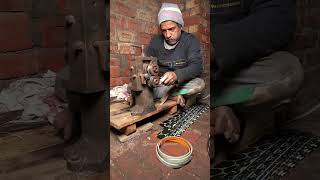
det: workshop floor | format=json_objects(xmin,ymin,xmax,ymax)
[
  {"xmin": 110, "ymin": 108, "xmax": 210, "ymax": 180},
  {"xmin": 281, "ymin": 108, "xmax": 320, "ymax": 180},
  {"xmin": 212, "ymin": 105, "xmax": 320, "ymax": 180}
]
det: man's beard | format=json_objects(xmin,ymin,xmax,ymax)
[{"xmin": 166, "ymin": 39, "xmax": 178, "ymax": 45}]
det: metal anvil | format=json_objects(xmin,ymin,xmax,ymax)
[{"xmin": 129, "ymin": 56, "xmax": 160, "ymax": 116}]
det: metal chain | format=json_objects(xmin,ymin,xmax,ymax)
[{"xmin": 158, "ymin": 104, "xmax": 209, "ymax": 139}]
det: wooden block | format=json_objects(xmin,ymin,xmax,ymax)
[
  {"xmin": 118, "ymin": 123, "xmax": 153, "ymax": 142},
  {"xmin": 167, "ymin": 105, "xmax": 177, "ymax": 115},
  {"xmin": 120, "ymin": 123, "xmax": 136, "ymax": 135},
  {"xmin": 110, "ymin": 100, "xmax": 177, "ymax": 130},
  {"xmin": 0, "ymin": 110, "xmax": 22, "ymax": 126},
  {"xmin": 0, "ymin": 125, "xmax": 64, "ymax": 172}
]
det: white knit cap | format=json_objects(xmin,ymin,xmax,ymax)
[{"xmin": 158, "ymin": 3, "xmax": 184, "ymax": 27}]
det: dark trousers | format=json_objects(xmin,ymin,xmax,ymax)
[{"xmin": 212, "ymin": 51, "xmax": 304, "ymax": 107}]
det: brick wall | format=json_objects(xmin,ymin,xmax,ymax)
[
  {"xmin": 288, "ymin": 0, "xmax": 320, "ymax": 117},
  {"xmin": 0, "ymin": 0, "xmax": 66, "ymax": 84},
  {"xmin": 110, "ymin": 0, "xmax": 210, "ymax": 88}
]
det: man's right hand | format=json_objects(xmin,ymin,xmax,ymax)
[{"xmin": 160, "ymin": 71, "xmax": 177, "ymax": 86}]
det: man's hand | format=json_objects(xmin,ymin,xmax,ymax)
[{"xmin": 161, "ymin": 71, "xmax": 177, "ymax": 85}]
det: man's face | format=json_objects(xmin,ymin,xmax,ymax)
[{"xmin": 160, "ymin": 21, "xmax": 182, "ymax": 45}]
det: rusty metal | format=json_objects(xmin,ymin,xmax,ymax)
[
  {"xmin": 130, "ymin": 56, "xmax": 160, "ymax": 116},
  {"xmin": 63, "ymin": 0, "xmax": 108, "ymax": 174},
  {"xmin": 65, "ymin": 0, "xmax": 107, "ymax": 93}
]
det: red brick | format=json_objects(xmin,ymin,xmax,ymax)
[
  {"xmin": 186, "ymin": 0, "xmax": 201, "ymax": 9},
  {"xmin": 0, "ymin": 0, "xmax": 24, "ymax": 11},
  {"xmin": 37, "ymin": 48, "xmax": 65, "ymax": 72},
  {"xmin": 135, "ymin": 47, "xmax": 142, "ymax": 55},
  {"xmin": 113, "ymin": 1, "xmax": 136, "ymax": 18},
  {"xmin": 136, "ymin": 9, "xmax": 153, "ymax": 22},
  {"xmin": 161, "ymin": 0, "xmax": 181, "ymax": 5},
  {"xmin": 0, "ymin": 12, "xmax": 32, "ymax": 52},
  {"xmin": 41, "ymin": 25, "xmax": 65, "ymax": 48},
  {"xmin": 110, "ymin": 66, "xmax": 120, "ymax": 78},
  {"xmin": 56, "ymin": 0, "xmax": 67, "ymax": 15},
  {"xmin": 117, "ymin": 30, "xmax": 136, "ymax": 43},
  {"xmin": 110, "ymin": 14, "xmax": 117, "ymax": 28},
  {"xmin": 0, "ymin": 50, "xmax": 38, "ymax": 79},
  {"xmin": 126, "ymin": 0, "xmax": 144, "ymax": 7},
  {"xmin": 146, "ymin": 2, "xmax": 161, "ymax": 13},
  {"xmin": 110, "ymin": 28, "xmax": 117, "ymax": 42},
  {"xmin": 144, "ymin": 23, "xmax": 160, "ymax": 34},
  {"xmin": 201, "ymin": 34, "xmax": 210, "ymax": 44},
  {"xmin": 121, "ymin": 77, "xmax": 130, "ymax": 84},
  {"xmin": 184, "ymin": 16, "xmax": 202, "ymax": 26},
  {"xmin": 126, "ymin": 18, "xmax": 139, "ymax": 32},
  {"xmin": 187, "ymin": 25, "xmax": 199, "ymax": 33},
  {"xmin": 190, "ymin": 5, "xmax": 201, "ymax": 16},
  {"xmin": 110, "ymin": 57, "xmax": 120, "ymax": 66},
  {"xmin": 198, "ymin": 25, "xmax": 209, "ymax": 35},
  {"xmin": 110, "ymin": 41, "xmax": 118, "ymax": 54},
  {"xmin": 138, "ymin": 33, "xmax": 152, "ymax": 45},
  {"xmin": 110, "ymin": 77, "xmax": 122, "ymax": 87},
  {"xmin": 30, "ymin": 0, "xmax": 59, "ymax": 18},
  {"xmin": 121, "ymin": 67, "xmax": 130, "ymax": 77},
  {"xmin": 110, "ymin": 14, "xmax": 126, "ymax": 30},
  {"xmin": 118, "ymin": 43, "xmax": 140, "ymax": 55},
  {"xmin": 183, "ymin": 10, "xmax": 191, "ymax": 18}
]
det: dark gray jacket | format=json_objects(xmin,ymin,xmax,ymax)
[
  {"xmin": 146, "ymin": 31, "xmax": 203, "ymax": 85},
  {"xmin": 211, "ymin": 0, "xmax": 296, "ymax": 76}
]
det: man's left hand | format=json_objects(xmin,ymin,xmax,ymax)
[{"xmin": 161, "ymin": 71, "xmax": 177, "ymax": 85}]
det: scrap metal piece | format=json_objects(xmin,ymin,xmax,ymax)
[
  {"xmin": 130, "ymin": 56, "xmax": 160, "ymax": 116},
  {"xmin": 63, "ymin": 0, "xmax": 109, "ymax": 174}
]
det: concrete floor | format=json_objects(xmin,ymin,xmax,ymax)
[
  {"xmin": 282, "ymin": 108, "xmax": 320, "ymax": 180},
  {"xmin": 211, "ymin": 105, "xmax": 320, "ymax": 179},
  {"xmin": 3, "ymin": 102, "xmax": 320, "ymax": 179},
  {"xmin": 110, "ymin": 108, "xmax": 210, "ymax": 180}
]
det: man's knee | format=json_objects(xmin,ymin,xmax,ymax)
[
  {"xmin": 180, "ymin": 78, "xmax": 205, "ymax": 96},
  {"xmin": 246, "ymin": 52, "xmax": 304, "ymax": 106}
]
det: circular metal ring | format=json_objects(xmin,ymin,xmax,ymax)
[{"xmin": 156, "ymin": 136, "xmax": 193, "ymax": 168}]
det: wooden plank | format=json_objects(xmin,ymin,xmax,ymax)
[
  {"xmin": 120, "ymin": 123, "xmax": 136, "ymax": 135},
  {"xmin": 118, "ymin": 122, "xmax": 153, "ymax": 142},
  {"xmin": 0, "ymin": 125, "xmax": 64, "ymax": 172},
  {"xmin": 167, "ymin": 105, "xmax": 177, "ymax": 115},
  {"xmin": 0, "ymin": 121, "xmax": 49, "ymax": 133},
  {"xmin": 0, "ymin": 110, "xmax": 22, "ymax": 126},
  {"xmin": 110, "ymin": 100, "xmax": 177, "ymax": 130},
  {"xmin": 0, "ymin": 156, "xmax": 108, "ymax": 180}
]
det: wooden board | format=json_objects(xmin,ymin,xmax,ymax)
[
  {"xmin": 0, "ymin": 125, "xmax": 64, "ymax": 173},
  {"xmin": 118, "ymin": 122, "xmax": 153, "ymax": 142},
  {"xmin": 0, "ymin": 157, "xmax": 109, "ymax": 180},
  {"xmin": 110, "ymin": 100, "xmax": 177, "ymax": 130}
]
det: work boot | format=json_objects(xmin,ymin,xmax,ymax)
[
  {"xmin": 210, "ymin": 106, "xmax": 240, "ymax": 143},
  {"xmin": 64, "ymin": 91, "xmax": 108, "ymax": 175}
]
